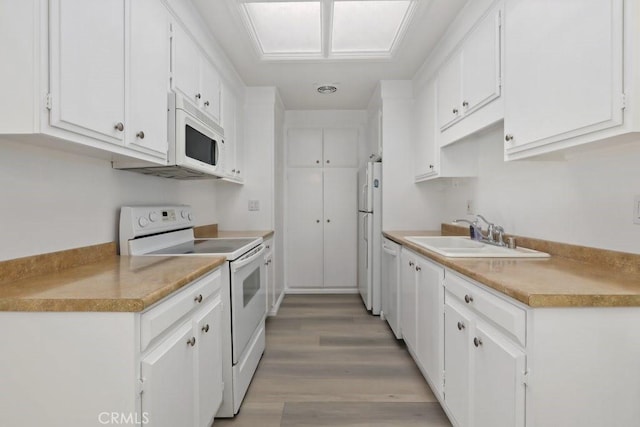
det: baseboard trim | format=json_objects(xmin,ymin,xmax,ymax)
[
  {"xmin": 285, "ymin": 288, "xmax": 359, "ymax": 295},
  {"xmin": 268, "ymin": 291, "xmax": 286, "ymax": 316}
]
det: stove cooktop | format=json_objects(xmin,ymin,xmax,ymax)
[{"xmin": 149, "ymin": 238, "xmax": 259, "ymax": 256}]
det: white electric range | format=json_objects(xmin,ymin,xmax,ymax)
[{"xmin": 119, "ymin": 205, "xmax": 266, "ymax": 418}]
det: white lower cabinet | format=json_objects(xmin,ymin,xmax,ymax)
[
  {"xmin": 141, "ymin": 322, "xmax": 196, "ymax": 427},
  {"xmin": 264, "ymin": 236, "xmax": 281, "ymax": 315},
  {"xmin": 0, "ymin": 267, "xmax": 225, "ymax": 427},
  {"xmin": 400, "ymin": 250, "xmax": 418, "ymax": 352},
  {"xmin": 444, "ymin": 272, "xmax": 526, "ymax": 427}
]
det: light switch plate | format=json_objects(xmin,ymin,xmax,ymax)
[
  {"xmin": 634, "ymin": 195, "xmax": 640, "ymax": 225},
  {"xmin": 248, "ymin": 200, "xmax": 260, "ymax": 211}
]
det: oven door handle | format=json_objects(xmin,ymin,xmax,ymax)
[{"xmin": 231, "ymin": 244, "xmax": 265, "ymax": 272}]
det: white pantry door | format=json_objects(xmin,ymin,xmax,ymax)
[
  {"xmin": 323, "ymin": 168, "xmax": 357, "ymax": 288},
  {"xmin": 286, "ymin": 168, "xmax": 324, "ymax": 288}
]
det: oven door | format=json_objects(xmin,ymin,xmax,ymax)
[{"xmin": 230, "ymin": 244, "xmax": 266, "ymax": 364}]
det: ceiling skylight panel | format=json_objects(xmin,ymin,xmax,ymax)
[
  {"xmin": 331, "ymin": 0, "xmax": 413, "ymax": 53},
  {"xmin": 243, "ymin": 1, "xmax": 322, "ymax": 54}
]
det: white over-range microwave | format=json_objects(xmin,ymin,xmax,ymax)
[{"xmin": 114, "ymin": 93, "xmax": 225, "ymax": 179}]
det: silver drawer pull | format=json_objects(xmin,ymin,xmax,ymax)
[
  {"xmin": 457, "ymin": 322, "xmax": 465, "ymax": 331},
  {"xmin": 187, "ymin": 337, "xmax": 196, "ymax": 347},
  {"xmin": 464, "ymin": 294, "xmax": 473, "ymax": 304},
  {"xmin": 473, "ymin": 337, "xmax": 483, "ymax": 347},
  {"xmin": 194, "ymin": 294, "xmax": 203, "ymax": 303},
  {"xmin": 202, "ymin": 324, "xmax": 210, "ymax": 333}
]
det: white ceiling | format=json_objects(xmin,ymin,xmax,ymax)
[{"xmin": 192, "ymin": 0, "xmax": 468, "ymax": 110}]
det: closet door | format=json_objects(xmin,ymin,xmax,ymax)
[
  {"xmin": 323, "ymin": 169, "xmax": 357, "ymax": 288},
  {"xmin": 286, "ymin": 168, "xmax": 324, "ymax": 288}
]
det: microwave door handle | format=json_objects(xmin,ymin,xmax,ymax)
[
  {"xmin": 231, "ymin": 245, "xmax": 265, "ymax": 272},
  {"xmin": 213, "ymin": 139, "xmax": 219, "ymax": 165}
]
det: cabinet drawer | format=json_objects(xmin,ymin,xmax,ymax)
[
  {"xmin": 141, "ymin": 268, "xmax": 222, "ymax": 352},
  {"xmin": 444, "ymin": 271, "xmax": 525, "ymax": 346}
]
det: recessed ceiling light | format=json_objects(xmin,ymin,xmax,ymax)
[{"xmin": 317, "ymin": 85, "xmax": 338, "ymax": 94}]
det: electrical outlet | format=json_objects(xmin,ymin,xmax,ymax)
[
  {"xmin": 466, "ymin": 199, "xmax": 474, "ymax": 215},
  {"xmin": 634, "ymin": 195, "xmax": 640, "ymax": 225},
  {"xmin": 248, "ymin": 200, "xmax": 260, "ymax": 211}
]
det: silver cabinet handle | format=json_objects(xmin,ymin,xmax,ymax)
[
  {"xmin": 232, "ymin": 169, "xmax": 236, "ymax": 173},
  {"xmin": 462, "ymin": 101, "xmax": 469, "ymax": 107},
  {"xmin": 202, "ymin": 324, "xmax": 210, "ymax": 333},
  {"xmin": 204, "ymin": 100, "xmax": 210, "ymax": 107},
  {"xmin": 114, "ymin": 122, "xmax": 124, "ymax": 132},
  {"xmin": 326, "ymin": 160, "xmax": 330, "ymax": 164},
  {"xmin": 326, "ymin": 219, "xmax": 330, "ymax": 223},
  {"xmin": 187, "ymin": 337, "xmax": 196, "ymax": 347},
  {"xmin": 316, "ymin": 160, "xmax": 320, "ymax": 164},
  {"xmin": 457, "ymin": 322, "xmax": 465, "ymax": 330},
  {"xmin": 194, "ymin": 294, "xmax": 203, "ymax": 303},
  {"xmin": 505, "ymin": 134, "xmax": 514, "ymax": 142},
  {"xmin": 136, "ymin": 131, "xmax": 145, "ymax": 139},
  {"xmin": 429, "ymin": 164, "xmax": 434, "ymax": 169},
  {"xmin": 195, "ymin": 93, "xmax": 201, "ymax": 100},
  {"xmin": 409, "ymin": 261, "xmax": 414, "ymax": 267},
  {"xmin": 415, "ymin": 266, "xmax": 421, "ymax": 272},
  {"xmin": 452, "ymin": 108, "xmax": 459, "ymax": 114},
  {"xmin": 316, "ymin": 219, "xmax": 320, "ymax": 223},
  {"xmin": 464, "ymin": 294, "xmax": 473, "ymax": 304},
  {"xmin": 473, "ymin": 337, "xmax": 483, "ymax": 347},
  {"xmin": 237, "ymin": 170, "xmax": 240, "ymax": 174},
  {"xmin": 266, "ymin": 245, "xmax": 270, "ymax": 249}
]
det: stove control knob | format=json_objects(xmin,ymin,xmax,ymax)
[
  {"xmin": 138, "ymin": 217, "xmax": 149, "ymax": 228},
  {"xmin": 181, "ymin": 210, "xmax": 189, "ymax": 219},
  {"xmin": 188, "ymin": 213, "xmax": 193, "ymax": 221},
  {"xmin": 148, "ymin": 212, "xmax": 159, "ymax": 222}
]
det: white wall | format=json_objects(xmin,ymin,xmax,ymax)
[
  {"xmin": 379, "ymin": 81, "xmax": 444, "ymax": 230},
  {"xmin": 0, "ymin": 137, "xmax": 217, "ymax": 261},
  {"xmin": 215, "ymin": 87, "xmax": 280, "ymax": 230},
  {"xmin": 436, "ymin": 127, "xmax": 640, "ymax": 254}
]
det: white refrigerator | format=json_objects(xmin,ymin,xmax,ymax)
[{"xmin": 358, "ymin": 161, "xmax": 382, "ymax": 314}]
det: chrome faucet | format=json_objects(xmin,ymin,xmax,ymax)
[
  {"xmin": 453, "ymin": 218, "xmax": 482, "ymax": 241},
  {"xmin": 474, "ymin": 214, "xmax": 506, "ymax": 247}
]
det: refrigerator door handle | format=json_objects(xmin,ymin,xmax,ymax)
[
  {"xmin": 361, "ymin": 184, "xmax": 368, "ymax": 210},
  {"xmin": 363, "ymin": 215, "xmax": 368, "ymax": 243}
]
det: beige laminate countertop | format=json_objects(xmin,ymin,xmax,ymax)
[
  {"xmin": 0, "ymin": 255, "xmax": 226, "ymax": 312},
  {"xmin": 384, "ymin": 230, "xmax": 640, "ymax": 308}
]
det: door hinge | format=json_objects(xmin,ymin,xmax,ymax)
[
  {"xmin": 522, "ymin": 370, "xmax": 529, "ymax": 387},
  {"xmin": 137, "ymin": 378, "xmax": 144, "ymax": 396},
  {"xmin": 45, "ymin": 93, "xmax": 52, "ymax": 110},
  {"xmin": 621, "ymin": 93, "xmax": 626, "ymax": 110}
]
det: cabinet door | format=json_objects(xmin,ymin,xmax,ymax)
[
  {"xmin": 323, "ymin": 169, "xmax": 357, "ymax": 288},
  {"xmin": 200, "ymin": 59, "xmax": 221, "ymax": 122},
  {"xmin": 288, "ymin": 129, "xmax": 323, "ymax": 167},
  {"xmin": 416, "ymin": 257, "xmax": 444, "ymax": 397},
  {"xmin": 504, "ymin": 0, "xmax": 623, "ymax": 149},
  {"xmin": 414, "ymin": 79, "xmax": 438, "ymax": 179},
  {"xmin": 49, "ymin": 0, "xmax": 125, "ymax": 144},
  {"xmin": 195, "ymin": 297, "xmax": 223, "ymax": 427},
  {"xmin": 400, "ymin": 251, "xmax": 417, "ymax": 352},
  {"xmin": 286, "ymin": 169, "xmax": 324, "ymax": 288},
  {"xmin": 172, "ymin": 24, "xmax": 201, "ymax": 105},
  {"xmin": 472, "ymin": 322, "xmax": 526, "ymax": 427},
  {"xmin": 221, "ymin": 84, "xmax": 237, "ymax": 175},
  {"xmin": 141, "ymin": 322, "xmax": 196, "ymax": 427},
  {"xmin": 267, "ymin": 252, "xmax": 275, "ymax": 311},
  {"xmin": 444, "ymin": 299, "xmax": 472, "ymax": 427},
  {"xmin": 437, "ymin": 53, "xmax": 462, "ymax": 130},
  {"xmin": 461, "ymin": 8, "xmax": 501, "ymax": 116},
  {"xmin": 127, "ymin": 0, "xmax": 169, "ymax": 157},
  {"xmin": 323, "ymin": 128, "xmax": 358, "ymax": 167}
]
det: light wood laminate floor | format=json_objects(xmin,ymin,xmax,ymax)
[{"xmin": 215, "ymin": 294, "xmax": 451, "ymax": 427}]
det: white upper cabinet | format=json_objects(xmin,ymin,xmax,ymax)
[
  {"xmin": 288, "ymin": 128, "xmax": 323, "ymax": 167},
  {"xmin": 49, "ymin": 0, "xmax": 126, "ymax": 145},
  {"xmin": 437, "ymin": 3, "xmax": 502, "ymax": 144},
  {"xmin": 504, "ymin": 0, "xmax": 625, "ymax": 159},
  {"xmin": 172, "ymin": 24, "xmax": 221, "ymax": 123},
  {"xmin": 172, "ymin": 24, "xmax": 201, "ymax": 108},
  {"xmin": 323, "ymin": 128, "xmax": 358, "ymax": 167},
  {"xmin": 437, "ymin": 54, "xmax": 462, "ymax": 130},
  {"xmin": 127, "ymin": 0, "xmax": 170, "ymax": 157},
  {"xmin": 287, "ymin": 128, "xmax": 358, "ymax": 167},
  {"xmin": 221, "ymin": 83, "xmax": 241, "ymax": 180}
]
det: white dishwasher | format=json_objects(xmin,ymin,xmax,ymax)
[{"xmin": 381, "ymin": 238, "xmax": 402, "ymax": 339}]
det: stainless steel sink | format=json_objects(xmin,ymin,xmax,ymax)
[{"xmin": 405, "ymin": 236, "xmax": 550, "ymax": 258}]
